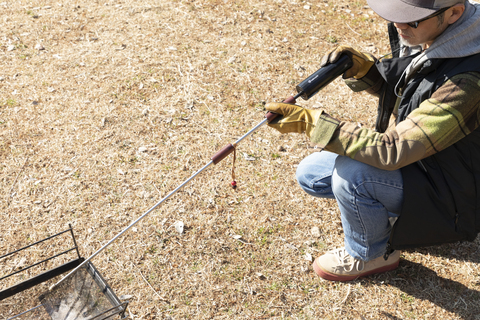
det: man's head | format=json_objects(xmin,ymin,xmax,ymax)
[{"xmin": 367, "ymin": 0, "xmax": 466, "ymax": 47}]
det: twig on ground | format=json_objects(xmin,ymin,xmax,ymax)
[
  {"xmin": 137, "ymin": 268, "xmax": 169, "ymax": 302},
  {"xmin": 7, "ymin": 156, "xmax": 29, "ymax": 205},
  {"xmin": 345, "ymin": 22, "xmax": 361, "ymax": 36},
  {"xmin": 340, "ymin": 283, "xmax": 352, "ymax": 304}
]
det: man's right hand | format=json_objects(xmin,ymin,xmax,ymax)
[{"xmin": 320, "ymin": 45, "xmax": 375, "ymax": 79}]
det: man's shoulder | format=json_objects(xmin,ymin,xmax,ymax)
[
  {"xmin": 448, "ymin": 72, "xmax": 480, "ymax": 89},
  {"xmin": 438, "ymin": 53, "xmax": 480, "ymax": 81}
]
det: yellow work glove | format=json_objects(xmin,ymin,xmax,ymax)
[
  {"xmin": 265, "ymin": 102, "xmax": 322, "ymax": 138},
  {"xmin": 320, "ymin": 45, "xmax": 375, "ymax": 79}
]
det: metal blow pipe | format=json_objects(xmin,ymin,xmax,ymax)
[
  {"xmin": 49, "ymin": 95, "xmax": 295, "ymax": 291},
  {"xmin": 49, "ymin": 54, "xmax": 353, "ymax": 291}
]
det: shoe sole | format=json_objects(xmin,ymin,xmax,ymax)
[{"xmin": 312, "ymin": 258, "xmax": 400, "ymax": 282}]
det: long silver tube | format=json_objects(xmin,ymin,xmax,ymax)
[
  {"xmin": 234, "ymin": 118, "xmax": 268, "ymax": 145},
  {"xmin": 49, "ymin": 116, "xmax": 271, "ymax": 291}
]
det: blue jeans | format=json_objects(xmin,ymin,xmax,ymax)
[{"xmin": 296, "ymin": 151, "xmax": 404, "ymax": 261}]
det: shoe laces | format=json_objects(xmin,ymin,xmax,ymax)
[{"xmin": 332, "ymin": 248, "xmax": 365, "ymax": 273}]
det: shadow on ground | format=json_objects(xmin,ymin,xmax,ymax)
[
  {"xmin": 380, "ymin": 239, "xmax": 480, "ymax": 320},
  {"xmin": 413, "ymin": 238, "xmax": 480, "ymax": 263}
]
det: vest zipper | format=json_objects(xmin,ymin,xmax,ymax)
[
  {"xmin": 384, "ymin": 243, "xmax": 394, "ymax": 260},
  {"xmin": 417, "ymin": 160, "xmax": 427, "ymax": 172}
]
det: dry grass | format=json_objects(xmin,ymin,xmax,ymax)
[{"xmin": 1, "ymin": 0, "xmax": 480, "ymax": 319}]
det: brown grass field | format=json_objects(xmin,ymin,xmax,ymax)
[{"xmin": 1, "ymin": 0, "xmax": 480, "ymax": 319}]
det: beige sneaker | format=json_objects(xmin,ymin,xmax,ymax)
[{"xmin": 313, "ymin": 247, "xmax": 400, "ymax": 282}]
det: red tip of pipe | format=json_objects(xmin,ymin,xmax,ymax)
[{"xmin": 265, "ymin": 111, "xmax": 280, "ymax": 123}]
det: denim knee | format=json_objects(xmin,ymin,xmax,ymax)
[{"xmin": 295, "ymin": 152, "xmax": 337, "ymax": 199}]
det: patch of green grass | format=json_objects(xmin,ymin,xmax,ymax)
[
  {"xmin": 5, "ymin": 99, "xmax": 15, "ymax": 107},
  {"xmin": 326, "ymin": 35, "xmax": 338, "ymax": 43},
  {"xmin": 400, "ymin": 293, "xmax": 415, "ymax": 304},
  {"xmin": 268, "ymin": 282, "xmax": 281, "ymax": 291},
  {"xmin": 147, "ymin": 245, "xmax": 157, "ymax": 254}
]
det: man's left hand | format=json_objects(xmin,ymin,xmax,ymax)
[{"xmin": 265, "ymin": 102, "xmax": 323, "ymax": 138}]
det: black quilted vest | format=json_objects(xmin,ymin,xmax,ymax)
[{"xmin": 377, "ymin": 24, "xmax": 480, "ymax": 250}]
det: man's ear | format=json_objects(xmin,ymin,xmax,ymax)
[{"xmin": 447, "ymin": 4, "xmax": 465, "ymax": 25}]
